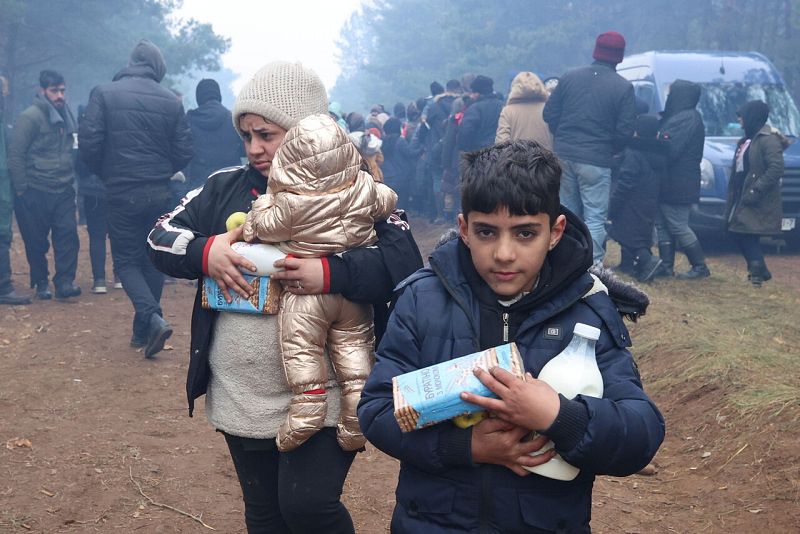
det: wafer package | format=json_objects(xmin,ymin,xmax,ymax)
[
  {"xmin": 392, "ymin": 343, "xmax": 525, "ymax": 432},
  {"xmin": 201, "ymin": 274, "xmax": 281, "ymax": 315}
]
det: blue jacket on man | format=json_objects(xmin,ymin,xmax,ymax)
[{"xmin": 359, "ymin": 212, "xmax": 664, "ymax": 533}]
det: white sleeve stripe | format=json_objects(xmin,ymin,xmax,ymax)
[{"xmin": 148, "ymin": 186, "xmax": 205, "ymax": 255}]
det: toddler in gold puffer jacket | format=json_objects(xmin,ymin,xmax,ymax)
[{"xmin": 243, "ymin": 113, "xmax": 396, "ymax": 451}]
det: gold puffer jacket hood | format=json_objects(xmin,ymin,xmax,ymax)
[{"xmin": 243, "ymin": 113, "xmax": 397, "ymax": 256}]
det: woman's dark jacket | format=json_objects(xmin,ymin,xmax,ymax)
[
  {"xmin": 147, "ymin": 165, "xmax": 422, "ymax": 415},
  {"xmin": 608, "ymin": 138, "xmax": 667, "ymax": 249},
  {"xmin": 658, "ymin": 80, "xmax": 705, "ymax": 204},
  {"xmin": 725, "ymin": 125, "xmax": 787, "ymax": 235},
  {"xmin": 358, "ymin": 213, "xmax": 664, "ymax": 533}
]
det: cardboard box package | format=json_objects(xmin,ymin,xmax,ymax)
[
  {"xmin": 201, "ymin": 274, "xmax": 281, "ymax": 315},
  {"xmin": 392, "ymin": 343, "xmax": 525, "ymax": 432}
]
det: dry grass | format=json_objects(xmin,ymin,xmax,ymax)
[{"xmin": 607, "ymin": 242, "xmax": 800, "ymax": 420}]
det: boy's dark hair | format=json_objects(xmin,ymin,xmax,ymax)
[
  {"xmin": 39, "ymin": 70, "xmax": 64, "ymax": 89},
  {"xmin": 460, "ymin": 140, "xmax": 561, "ymax": 224},
  {"xmin": 445, "ymin": 79, "xmax": 461, "ymax": 93},
  {"xmin": 430, "ymin": 81, "xmax": 444, "ymax": 97}
]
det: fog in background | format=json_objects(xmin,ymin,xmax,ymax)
[{"xmin": 2, "ymin": 0, "xmax": 800, "ymax": 119}]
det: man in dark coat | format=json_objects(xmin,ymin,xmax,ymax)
[
  {"xmin": 9, "ymin": 70, "xmax": 81, "ymax": 300},
  {"xmin": 544, "ymin": 32, "xmax": 636, "ymax": 265},
  {"xmin": 457, "ymin": 75, "xmax": 503, "ymax": 153},
  {"xmin": 80, "ymin": 39, "xmax": 193, "ymax": 358},
  {"xmin": 655, "ymin": 79, "xmax": 709, "ymax": 279},
  {"xmin": 184, "ymin": 79, "xmax": 244, "ymax": 194}
]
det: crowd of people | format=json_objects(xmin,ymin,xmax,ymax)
[{"xmin": 0, "ymin": 28, "xmax": 787, "ymax": 533}]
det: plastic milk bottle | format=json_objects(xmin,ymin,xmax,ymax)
[
  {"xmin": 524, "ymin": 323, "xmax": 604, "ymax": 480},
  {"xmin": 230, "ymin": 242, "xmax": 286, "ymax": 276}
]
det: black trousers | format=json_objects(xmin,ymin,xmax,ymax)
[
  {"xmin": 83, "ymin": 194, "xmax": 109, "ymax": 282},
  {"xmin": 106, "ymin": 188, "xmax": 172, "ymax": 337},
  {"xmin": 14, "ymin": 187, "xmax": 79, "ymax": 288},
  {"xmin": 223, "ymin": 428, "xmax": 357, "ymax": 534},
  {"xmin": 729, "ymin": 232, "xmax": 765, "ymax": 265}
]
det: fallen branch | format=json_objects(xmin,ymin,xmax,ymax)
[
  {"xmin": 128, "ymin": 466, "xmax": 215, "ymax": 530},
  {"xmin": 715, "ymin": 443, "xmax": 749, "ymax": 474}
]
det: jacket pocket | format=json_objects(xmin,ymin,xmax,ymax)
[{"xmin": 517, "ymin": 485, "xmax": 591, "ymax": 533}]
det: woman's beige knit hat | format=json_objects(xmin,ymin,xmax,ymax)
[{"xmin": 232, "ymin": 61, "xmax": 328, "ymax": 135}]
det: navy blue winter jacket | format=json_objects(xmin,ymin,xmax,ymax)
[{"xmin": 358, "ymin": 217, "xmax": 664, "ymax": 533}]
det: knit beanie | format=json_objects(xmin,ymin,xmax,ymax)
[
  {"xmin": 196, "ymin": 79, "xmax": 221, "ymax": 105},
  {"xmin": 232, "ymin": 61, "xmax": 328, "ymax": 135},
  {"xmin": 593, "ymin": 32, "xmax": 626, "ymax": 64}
]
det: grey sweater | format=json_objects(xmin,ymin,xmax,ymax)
[{"xmin": 205, "ymin": 312, "xmax": 341, "ymax": 439}]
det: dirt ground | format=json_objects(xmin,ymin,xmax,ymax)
[{"xmin": 1, "ymin": 219, "xmax": 798, "ymax": 533}]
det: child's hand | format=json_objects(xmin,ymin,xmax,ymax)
[
  {"xmin": 470, "ymin": 417, "xmax": 555, "ymax": 476},
  {"xmin": 461, "ymin": 367, "xmax": 560, "ymax": 432},
  {"xmin": 207, "ymin": 226, "xmax": 257, "ymax": 302}
]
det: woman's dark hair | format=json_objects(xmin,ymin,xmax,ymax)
[
  {"xmin": 39, "ymin": 69, "xmax": 64, "ymax": 89},
  {"xmin": 460, "ymin": 140, "xmax": 561, "ymax": 224}
]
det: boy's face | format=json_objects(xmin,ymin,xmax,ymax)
[{"xmin": 458, "ymin": 208, "xmax": 566, "ymax": 298}]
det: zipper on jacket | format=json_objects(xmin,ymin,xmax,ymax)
[{"xmin": 502, "ymin": 312, "xmax": 509, "ymax": 342}]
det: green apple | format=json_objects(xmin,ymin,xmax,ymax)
[
  {"xmin": 453, "ymin": 411, "xmax": 487, "ymax": 429},
  {"xmin": 226, "ymin": 211, "xmax": 247, "ymax": 231}
]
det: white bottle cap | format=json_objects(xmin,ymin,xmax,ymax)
[{"xmin": 573, "ymin": 323, "xmax": 601, "ymax": 341}]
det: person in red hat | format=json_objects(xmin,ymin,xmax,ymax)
[{"xmin": 543, "ymin": 31, "xmax": 636, "ymax": 266}]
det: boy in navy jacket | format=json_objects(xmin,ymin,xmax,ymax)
[{"xmin": 358, "ymin": 140, "xmax": 664, "ymax": 533}]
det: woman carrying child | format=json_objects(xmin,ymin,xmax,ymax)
[{"xmin": 147, "ymin": 61, "xmax": 421, "ymax": 533}]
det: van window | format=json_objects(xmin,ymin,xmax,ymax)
[
  {"xmin": 632, "ymin": 82, "xmax": 657, "ymax": 114},
  {"xmin": 693, "ymin": 83, "xmax": 800, "ymax": 137}
]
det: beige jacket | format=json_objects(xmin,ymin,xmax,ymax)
[
  {"xmin": 243, "ymin": 113, "xmax": 397, "ymax": 256},
  {"xmin": 495, "ymin": 71, "xmax": 553, "ymax": 150}
]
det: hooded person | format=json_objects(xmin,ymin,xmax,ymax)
[
  {"xmin": 184, "ymin": 78, "xmax": 244, "ymax": 193},
  {"xmin": 146, "ymin": 60, "xmax": 421, "ymax": 533},
  {"xmin": 724, "ymin": 100, "xmax": 788, "ymax": 286},
  {"xmin": 79, "ymin": 39, "xmax": 193, "ymax": 358},
  {"xmin": 653, "ymin": 79, "xmax": 710, "ymax": 280},
  {"xmin": 328, "ymin": 101, "xmax": 348, "ymax": 131},
  {"xmin": 607, "ymin": 114, "xmax": 669, "ymax": 282},
  {"xmin": 495, "ymin": 71, "xmax": 553, "ymax": 149}
]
